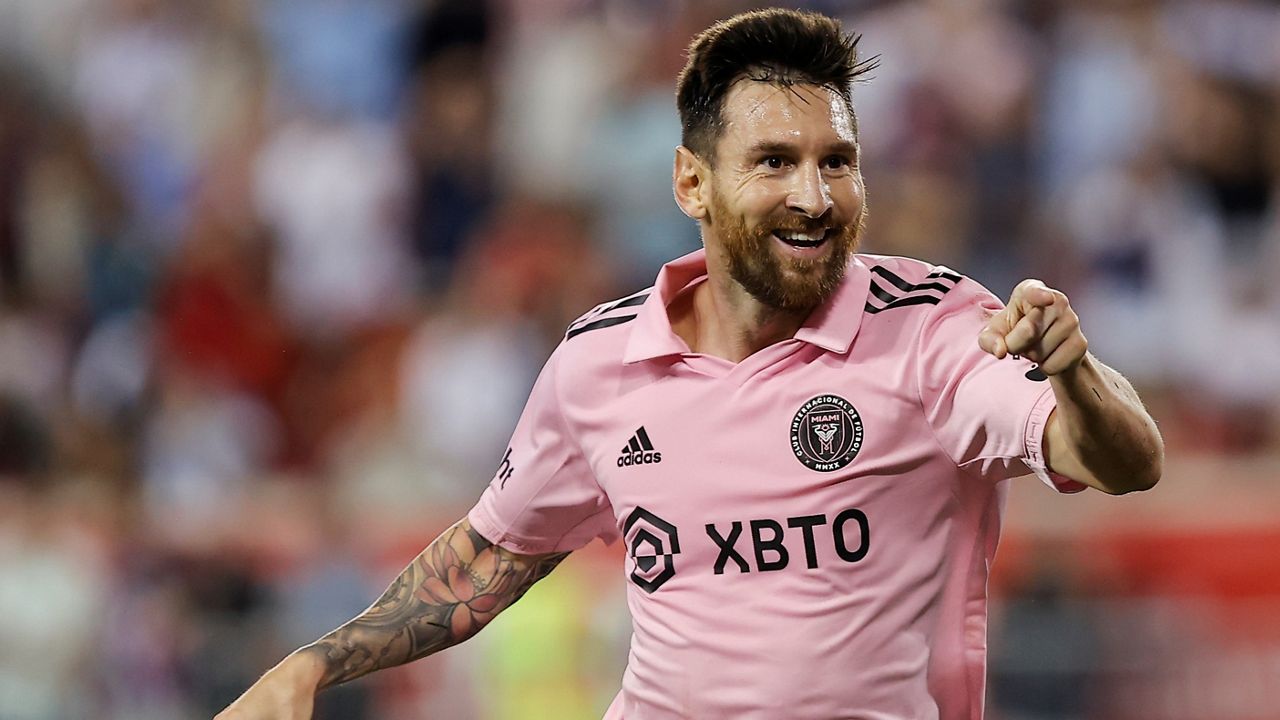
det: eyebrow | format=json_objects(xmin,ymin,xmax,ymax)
[{"xmin": 745, "ymin": 140, "xmax": 859, "ymax": 157}]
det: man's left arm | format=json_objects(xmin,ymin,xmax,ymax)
[{"xmin": 978, "ymin": 280, "xmax": 1164, "ymax": 494}]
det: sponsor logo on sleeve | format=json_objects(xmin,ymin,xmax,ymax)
[{"xmin": 494, "ymin": 447, "xmax": 515, "ymax": 489}]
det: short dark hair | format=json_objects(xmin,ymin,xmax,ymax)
[{"xmin": 676, "ymin": 8, "xmax": 877, "ymax": 163}]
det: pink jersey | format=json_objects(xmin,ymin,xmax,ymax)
[{"xmin": 468, "ymin": 249, "xmax": 1084, "ymax": 720}]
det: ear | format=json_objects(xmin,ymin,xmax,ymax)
[{"xmin": 673, "ymin": 146, "xmax": 710, "ymax": 221}]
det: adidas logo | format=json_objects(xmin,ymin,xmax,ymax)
[{"xmin": 617, "ymin": 427, "xmax": 662, "ymax": 467}]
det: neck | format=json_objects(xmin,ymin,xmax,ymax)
[{"xmin": 670, "ymin": 246, "xmax": 811, "ymax": 363}]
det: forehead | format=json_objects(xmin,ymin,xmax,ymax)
[{"xmin": 717, "ymin": 81, "xmax": 856, "ymax": 154}]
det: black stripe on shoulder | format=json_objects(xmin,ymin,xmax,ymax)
[
  {"xmin": 865, "ymin": 264, "xmax": 961, "ymax": 314},
  {"xmin": 566, "ymin": 314, "xmax": 638, "ymax": 340},
  {"xmin": 868, "ymin": 279, "xmax": 899, "ymax": 305},
  {"xmin": 569, "ymin": 291, "xmax": 650, "ymax": 329},
  {"xmin": 868, "ymin": 265, "xmax": 913, "ymax": 291},
  {"xmin": 870, "ymin": 265, "xmax": 957, "ymax": 295},
  {"xmin": 609, "ymin": 293, "xmax": 649, "ymax": 311},
  {"xmin": 864, "ymin": 295, "xmax": 944, "ymax": 314}
]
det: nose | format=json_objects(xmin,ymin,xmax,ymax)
[{"xmin": 786, "ymin": 162, "xmax": 833, "ymax": 219}]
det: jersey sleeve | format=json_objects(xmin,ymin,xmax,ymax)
[
  {"xmin": 467, "ymin": 343, "xmax": 619, "ymax": 555},
  {"xmin": 916, "ymin": 276, "xmax": 1087, "ymax": 493}
]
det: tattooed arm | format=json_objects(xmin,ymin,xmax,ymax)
[{"xmin": 215, "ymin": 518, "xmax": 567, "ymax": 720}]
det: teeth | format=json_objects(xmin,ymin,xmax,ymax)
[{"xmin": 776, "ymin": 230, "xmax": 826, "ymax": 246}]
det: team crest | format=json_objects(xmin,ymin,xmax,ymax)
[{"xmin": 790, "ymin": 395, "xmax": 864, "ymax": 472}]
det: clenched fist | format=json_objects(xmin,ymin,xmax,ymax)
[{"xmin": 978, "ymin": 279, "xmax": 1088, "ymax": 376}]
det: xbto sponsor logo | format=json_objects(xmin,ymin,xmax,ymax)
[
  {"xmin": 705, "ymin": 509, "xmax": 870, "ymax": 574},
  {"xmin": 621, "ymin": 507, "xmax": 872, "ymax": 591}
]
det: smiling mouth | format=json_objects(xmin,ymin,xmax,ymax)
[{"xmin": 773, "ymin": 228, "xmax": 830, "ymax": 248}]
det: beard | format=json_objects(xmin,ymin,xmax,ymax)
[{"xmin": 711, "ymin": 198, "xmax": 862, "ymax": 313}]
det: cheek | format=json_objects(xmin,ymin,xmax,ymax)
[
  {"xmin": 832, "ymin": 177, "xmax": 866, "ymax": 218},
  {"xmin": 735, "ymin": 182, "xmax": 788, "ymax": 221}
]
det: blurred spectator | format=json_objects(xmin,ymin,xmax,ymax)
[
  {"xmin": 0, "ymin": 401, "xmax": 103, "ymax": 720},
  {"xmin": 257, "ymin": 0, "xmax": 412, "ymax": 122},
  {"xmin": 495, "ymin": 9, "xmax": 619, "ymax": 203},
  {"xmin": 578, "ymin": 4, "xmax": 702, "ymax": 286},
  {"xmin": 71, "ymin": 0, "xmax": 204, "ymax": 239},
  {"xmin": 139, "ymin": 368, "xmax": 281, "ymax": 548},
  {"xmin": 399, "ymin": 198, "xmax": 616, "ymax": 507},
  {"xmin": 1037, "ymin": 1, "xmax": 1162, "ymax": 196},
  {"xmin": 253, "ymin": 117, "xmax": 414, "ymax": 339},
  {"xmin": 403, "ymin": 0, "xmax": 497, "ymax": 291}
]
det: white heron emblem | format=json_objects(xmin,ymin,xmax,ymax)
[{"xmin": 814, "ymin": 423, "xmax": 838, "ymax": 454}]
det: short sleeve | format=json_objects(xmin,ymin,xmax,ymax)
[
  {"xmin": 467, "ymin": 344, "xmax": 619, "ymax": 554},
  {"xmin": 916, "ymin": 277, "xmax": 1087, "ymax": 493}
]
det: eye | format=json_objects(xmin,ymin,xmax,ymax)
[
  {"xmin": 823, "ymin": 155, "xmax": 851, "ymax": 170},
  {"xmin": 762, "ymin": 156, "xmax": 785, "ymax": 169}
]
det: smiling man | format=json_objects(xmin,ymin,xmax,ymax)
[{"xmin": 219, "ymin": 9, "xmax": 1162, "ymax": 720}]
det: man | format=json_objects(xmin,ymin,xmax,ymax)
[{"xmin": 218, "ymin": 9, "xmax": 1162, "ymax": 720}]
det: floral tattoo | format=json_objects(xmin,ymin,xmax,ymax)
[{"xmin": 305, "ymin": 519, "xmax": 567, "ymax": 689}]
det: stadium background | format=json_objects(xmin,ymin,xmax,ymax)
[{"xmin": 1, "ymin": 0, "xmax": 1278, "ymax": 718}]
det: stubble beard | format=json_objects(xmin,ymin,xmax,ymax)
[{"xmin": 712, "ymin": 198, "xmax": 862, "ymax": 314}]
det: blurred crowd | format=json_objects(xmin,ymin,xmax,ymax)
[{"xmin": 0, "ymin": 0, "xmax": 1277, "ymax": 718}]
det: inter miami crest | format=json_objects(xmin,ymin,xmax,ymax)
[{"xmin": 790, "ymin": 394, "xmax": 864, "ymax": 472}]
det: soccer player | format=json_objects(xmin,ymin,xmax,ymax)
[{"xmin": 217, "ymin": 9, "xmax": 1162, "ymax": 720}]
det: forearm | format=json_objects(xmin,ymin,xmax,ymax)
[
  {"xmin": 297, "ymin": 518, "xmax": 567, "ymax": 691},
  {"xmin": 1048, "ymin": 353, "xmax": 1164, "ymax": 494}
]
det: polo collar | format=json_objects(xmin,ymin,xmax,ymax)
[{"xmin": 623, "ymin": 249, "xmax": 871, "ymax": 364}]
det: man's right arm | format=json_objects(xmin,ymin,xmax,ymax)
[{"xmin": 215, "ymin": 517, "xmax": 568, "ymax": 720}]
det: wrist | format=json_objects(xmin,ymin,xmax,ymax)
[
  {"xmin": 1050, "ymin": 351, "xmax": 1097, "ymax": 391},
  {"xmin": 278, "ymin": 647, "xmax": 326, "ymax": 694}
]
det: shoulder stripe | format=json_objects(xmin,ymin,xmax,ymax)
[
  {"xmin": 870, "ymin": 265, "xmax": 957, "ymax": 295},
  {"xmin": 569, "ymin": 290, "xmax": 651, "ymax": 329},
  {"xmin": 869, "ymin": 277, "xmax": 953, "ymax": 303},
  {"xmin": 864, "ymin": 265, "xmax": 961, "ymax": 315},
  {"xmin": 868, "ymin": 280, "xmax": 898, "ymax": 305},
  {"xmin": 566, "ymin": 314, "xmax": 638, "ymax": 340},
  {"xmin": 865, "ymin": 295, "xmax": 944, "ymax": 314},
  {"xmin": 607, "ymin": 293, "xmax": 649, "ymax": 312}
]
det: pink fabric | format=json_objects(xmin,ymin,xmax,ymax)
[{"xmin": 468, "ymin": 250, "xmax": 1084, "ymax": 719}]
